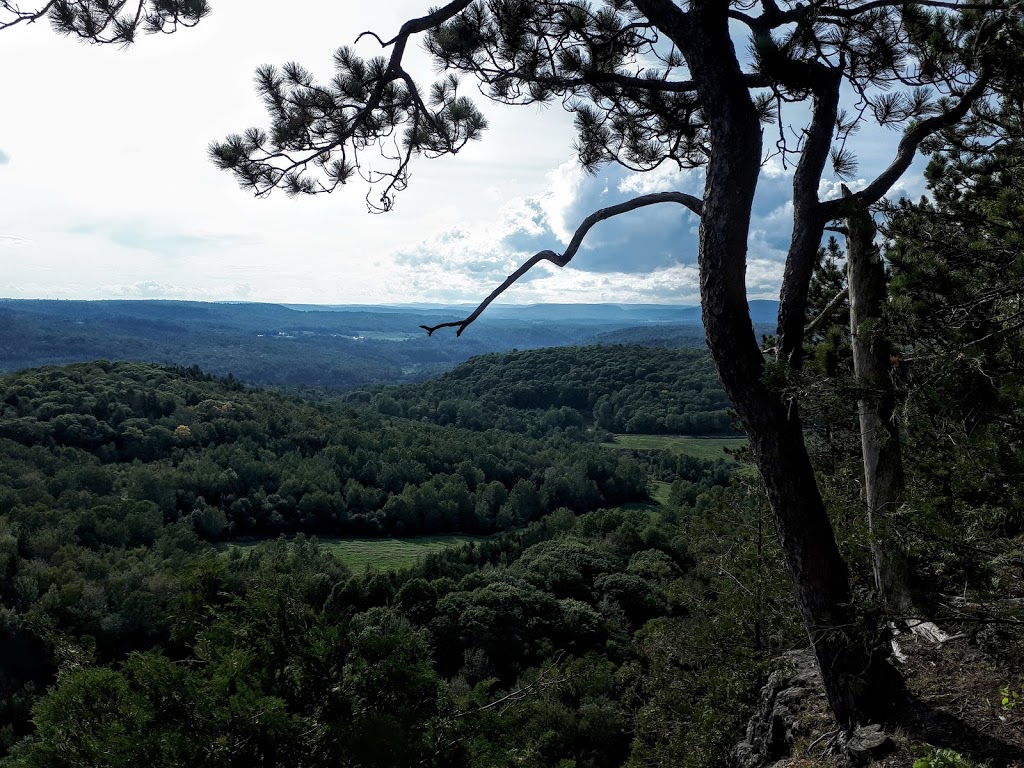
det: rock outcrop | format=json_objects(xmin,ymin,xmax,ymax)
[
  {"xmin": 731, "ymin": 648, "xmax": 825, "ymax": 767},
  {"xmin": 732, "ymin": 648, "xmax": 896, "ymax": 767}
]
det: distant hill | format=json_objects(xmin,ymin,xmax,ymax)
[{"xmin": 0, "ymin": 299, "xmax": 779, "ymax": 389}]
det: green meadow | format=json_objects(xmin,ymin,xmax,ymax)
[
  {"xmin": 604, "ymin": 434, "xmax": 748, "ymax": 462},
  {"xmin": 221, "ymin": 534, "xmax": 490, "ymax": 573}
]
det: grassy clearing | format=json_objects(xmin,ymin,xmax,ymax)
[
  {"xmin": 353, "ymin": 330, "xmax": 418, "ymax": 341},
  {"xmin": 650, "ymin": 480, "xmax": 673, "ymax": 506},
  {"xmin": 604, "ymin": 434, "xmax": 748, "ymax": 462},
  {"xmin": 220, "ymin": 534, "xmax": 489, "ymax": 573}
]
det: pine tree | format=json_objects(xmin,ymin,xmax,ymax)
[{"xmin": 211, "ymin": 0, "xmax": 1022, "ymax": 731}]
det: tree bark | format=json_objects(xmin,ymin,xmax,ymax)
[
  {"xmin": 630, "ymin": 0, "xmax": 901, "ymax": 729},
  {"xmin": 844, "ymin": 192, "xmax": 917, "ymax": 614}
]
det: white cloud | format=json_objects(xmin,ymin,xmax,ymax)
[
  {"xmin": 761, "ymin": 155, "xmax": 795, "ymax": 179},
  {"xmin": 533, "ymin": 160, "xmax": 590, "ymax": 244},
  {"xmin": 617, "ymin": 164, "xmax": 703, "ymax": 195},
  {"xmin": 819, "ymin": 177, "xmax": 867, "ymax": 201},
  {"xmin": 0, "ymin": 1, "xmax": 939, "ymax": 305}
]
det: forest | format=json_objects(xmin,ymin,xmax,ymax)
[
  {"xmin": 0, "ymin": 359, "xmax": 758, "ymax": 766},
  {"xmin": 2, "ymin": 0, "xmax": 1024, "ymax": 765},
  {"xmin": 1, "ymin": 207, "xmax": 1023, "ymax": 764},
  {"xmin": 345, "ymin": 346, "xmax": 738, "ymax": 437}
]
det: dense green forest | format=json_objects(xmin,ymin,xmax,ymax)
[
  {"xmin": 1, "ymin": 184, "xmax": 1022, "ymax": 764},
  {"xmin": 346, "ymin": 346, "xmax": 738, "ymax": 438},
  {"xmin": 0, "ymin": 360, "xmax": 781, "ymax": 766},
  {"xmin": 5, "ymin": 0, "xmax": 1024, "ymax": 763},
  {"xmin": 0, "ymin": 362, "xmax": 649, "ymax": 540},
  {"xmin": 0, "ymin": 328, "xmax": 1021, "ymax": 764},
  {"xmin": 587, "ymin": 323, "xmax": 774, "ymax": 349}
]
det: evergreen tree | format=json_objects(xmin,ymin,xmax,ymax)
[{"xmin": 885, "ymin": 81, "xmax": 1024, "ymax": 546}]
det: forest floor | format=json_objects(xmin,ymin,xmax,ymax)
[
  {"xmin": 775, "ymin": 633, "xmax": 1024, "ymax": 768},
  {"xmin": 768, "ymin": 538, "xmax": 1024, "ymax": 768}
]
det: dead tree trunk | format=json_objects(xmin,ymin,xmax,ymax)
[{"xmin": 844, "ymin": 192, "xmax": 917, "ymax": 614}]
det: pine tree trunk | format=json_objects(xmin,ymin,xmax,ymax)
[
  {"xmin": 844, "ymin": 196, "xmax": 917, "ymax": 613},
  {"xmin": 632, "ymin": 0, "xmax": 903, "ymax": 730}
]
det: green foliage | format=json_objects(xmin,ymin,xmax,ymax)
[
  {"xmin": 912, "ymin": 746, "xmax": 988, "ymax": 768},
  {"xmin": 0, "ymin": 361, "xmax": 646, "ymax": 542},
  {"xmin": 0, "ymin": 1, "xmax": 209, "ymax": 46},
  {"xmin": 1001, "ymin": 683, "xmax": 1022, "ymax": 711},
  {"xmin": 0, "ymin": 354, "xmax": 782, "ymax": 765},
  {"xmin": 348, "ymin": 346, "xmax": 738, "ymax": 439},
  {"xmin": 1, "ymin": 465, "xmax": 780, "ymax": 767},
  {"xmin": 878, "ymin": 93, "xmax": 1024, "ymax": 589}
]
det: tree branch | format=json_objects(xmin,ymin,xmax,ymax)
[
  {"xmin": 815, "ymin": 0, "xmax": 1009, "ymax": 21},
  {"xmin": 777, "ymin": 66, "xmax": 843, "ymax": 368},
  {"xmin": 420, "ymin": 191, "xmax": 703, "ymax": 336},
  {"xmin": 210, "ymin": 0, "xmax": 478, "ymax": 201},
  {"xmin": 0, "ymin": 0, "xmax": 56, "ymax": 31},
  {"xmin": 2, "ymin": 0, "xmax": 208, "ymax": 42},
  {"xmin": 486, "ymin": 68, "xmax": 770, "ymax": 95},
  {"xmin": 822, "ymin": 74, "xmax": 992, "ymax": 216}
]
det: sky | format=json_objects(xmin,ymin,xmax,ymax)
[{"xmin": 0, "ymin": 1, "xmax": 927, "ymax": 306}]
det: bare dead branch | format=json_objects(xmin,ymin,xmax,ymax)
[
  {"xmin": 353, "ymin": 29, "xmax": 388, "ymax": 47},
  {"xmin": 805, "ymin": 287, "xmax": 850, "ymax": 336},
  {"xmin": 420, "ymin": 191, "xmax": 703, "ymax": 336}
]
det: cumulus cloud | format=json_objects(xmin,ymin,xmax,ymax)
[
  {"xmin": 387, "ymin": 148, "xmax": 923, "ymax": 305},
  {"xmin": 616, "ymin": 163, "xmax": 703, "ymax": 195}
]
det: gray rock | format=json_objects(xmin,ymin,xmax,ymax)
[
  {"xmin": 729, "ymin": 649, "xmax": 822, "ymax": 768},
  {"xmin": 845, "ymin": 723, "xmax": 894, "ymax": 764}
]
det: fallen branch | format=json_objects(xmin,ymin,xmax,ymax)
[{"xmin": 421, "ymin": 191, "xmax": 703, "ymax": 336}]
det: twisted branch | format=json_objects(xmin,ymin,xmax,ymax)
[{"xmin": 421, "ymin": 191, "xmax": 703, "ymax": 336}]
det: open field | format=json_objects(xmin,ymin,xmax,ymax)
[
  {"xmin": 604, "ymin": 434, "xmax": 748, "ymax": 462},
  {"xmin": 650, "ymin": 480, "xmax": 672, "ymax": 506},
  {"xmin": 220, "ymin": 534, "xmax": 489, "ymax": 572},
  {"xmin": 351, "ymin": 330, "xmax": 419, "ymax": 341}
]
